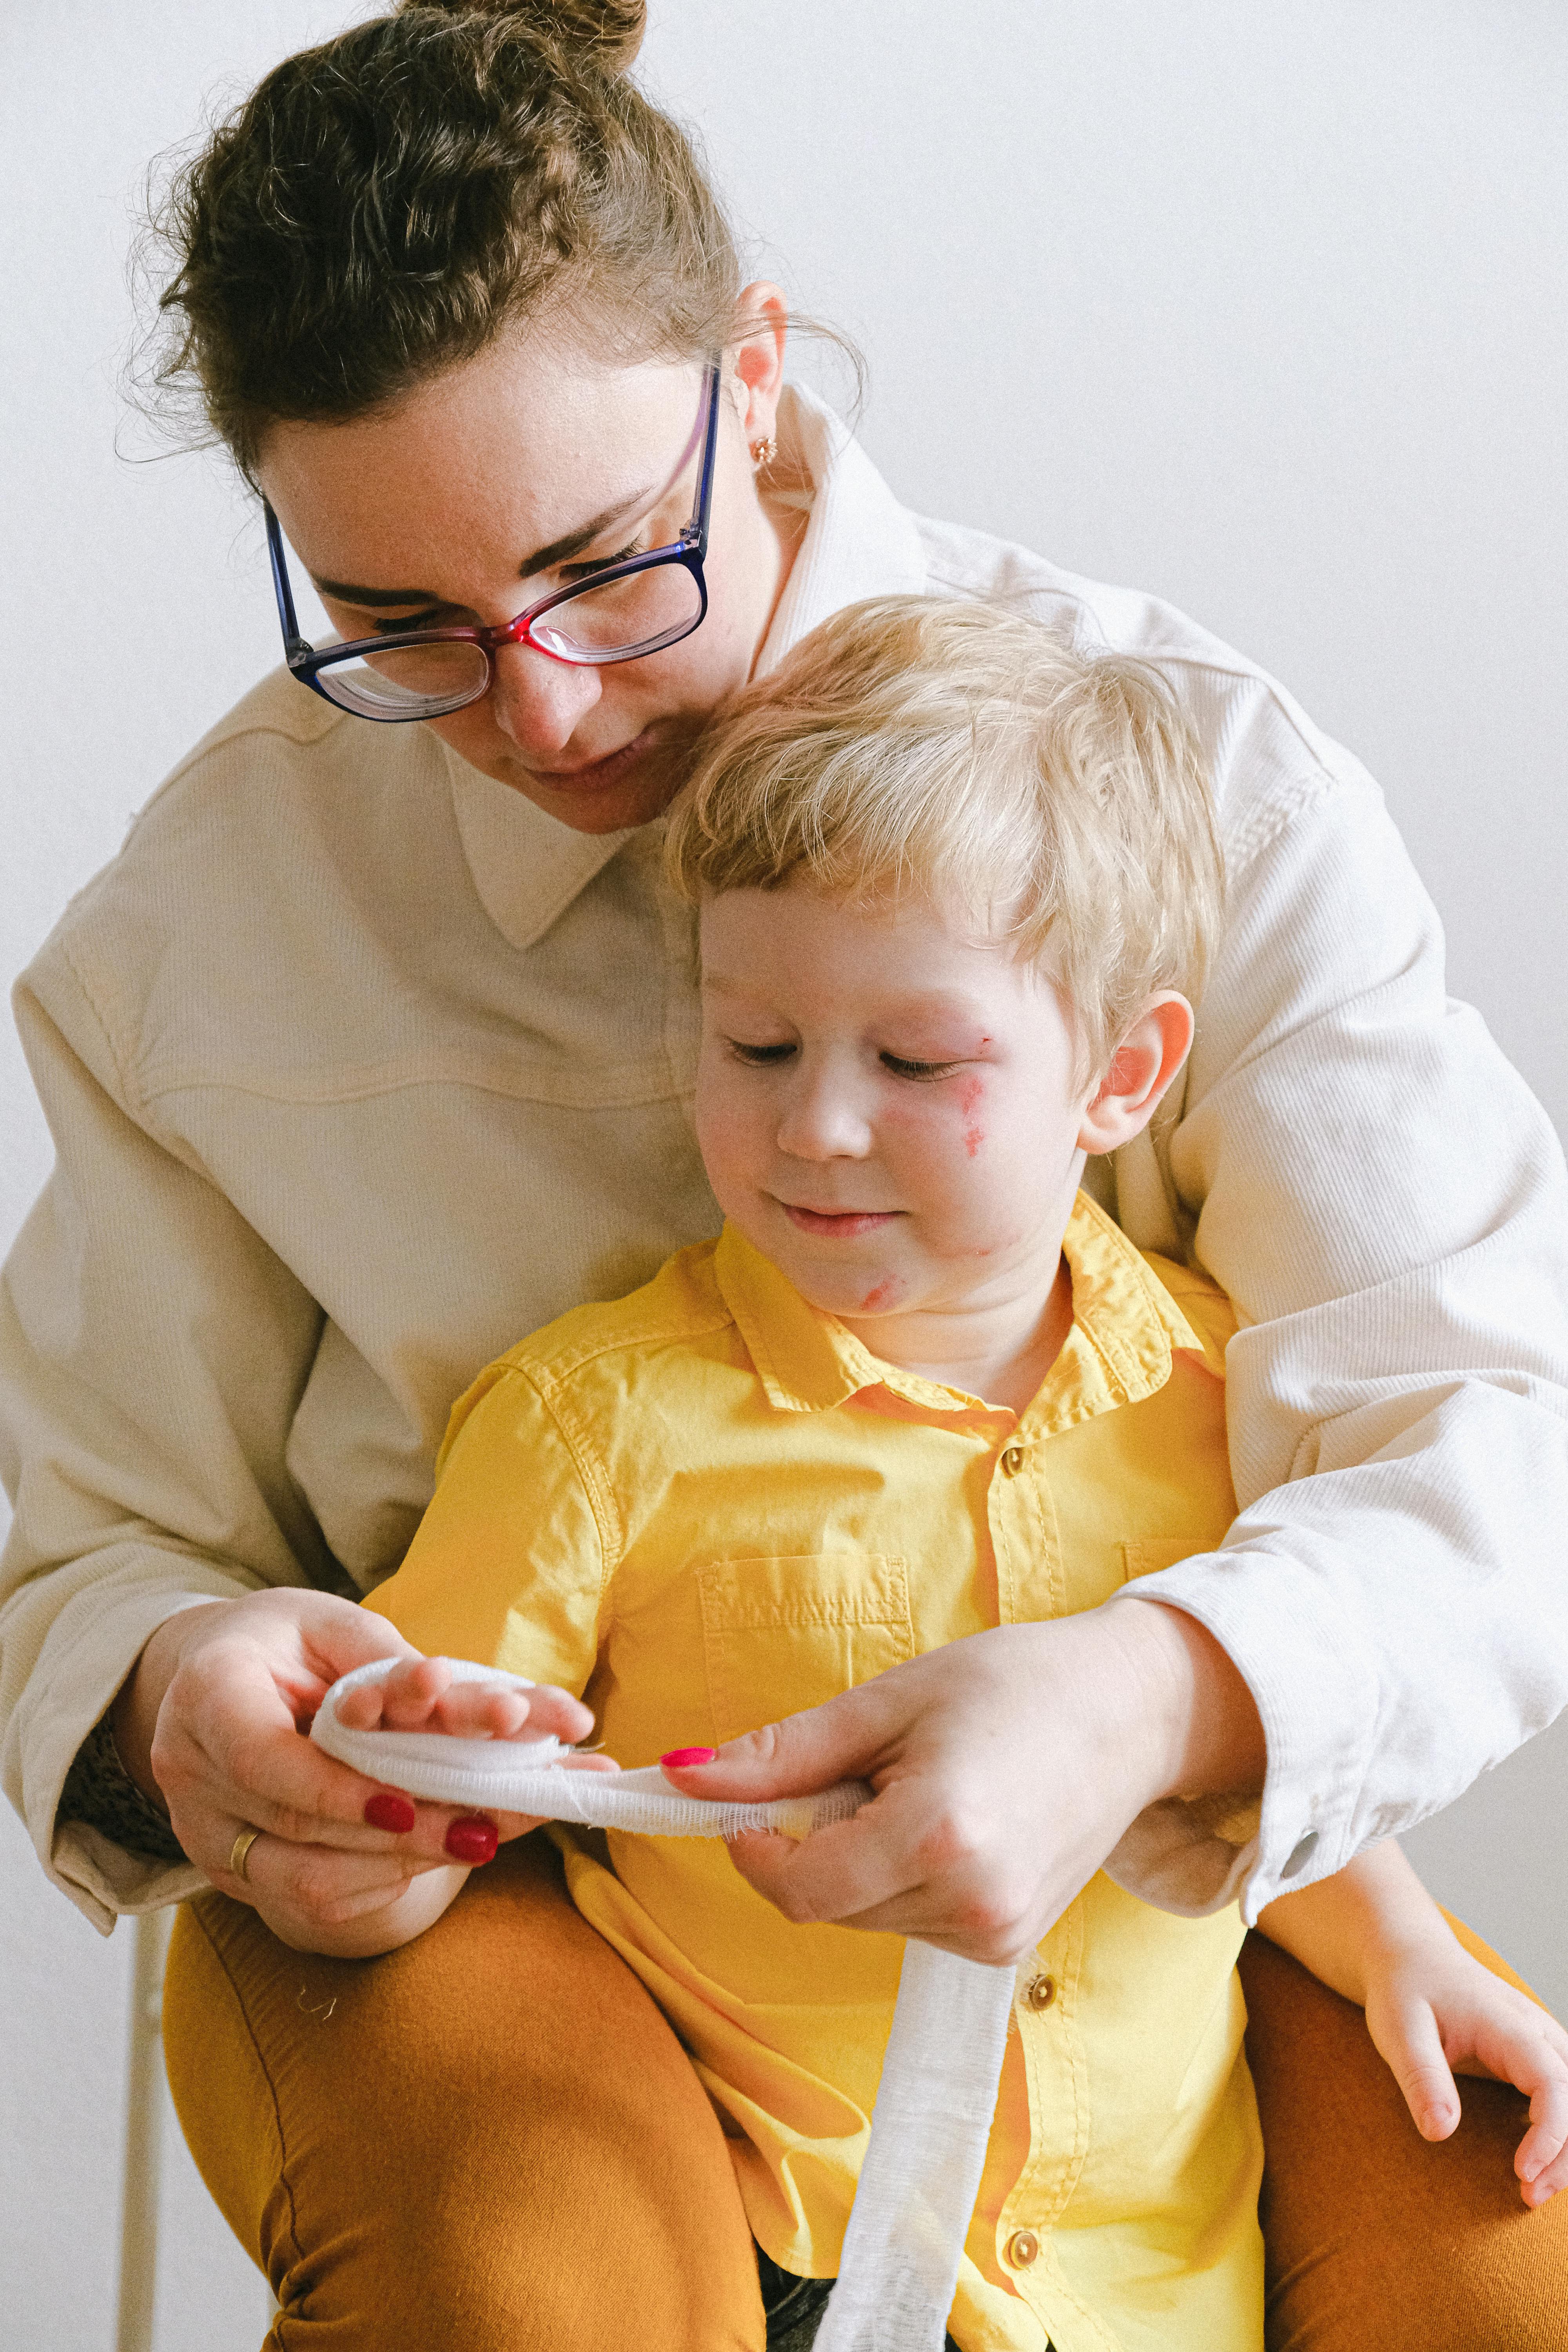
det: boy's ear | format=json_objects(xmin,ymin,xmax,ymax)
[{"xmin": 1077, "ymin": 994, "xmax": 1195, "ymax": 1157}]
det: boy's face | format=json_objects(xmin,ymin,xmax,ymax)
[{"xmin": 695, "ymin": 884, "xmax": 1096, "ymax": 1327}]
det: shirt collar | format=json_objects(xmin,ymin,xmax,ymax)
[
  {"xmin": 447, "ymin": 383, "xmax": 929, "ymax": 953},
  {"xmin": 714, "ymin": 1193, "xmax": 1208, "ymax": 1430}
]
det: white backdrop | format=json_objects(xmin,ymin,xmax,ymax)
[{"xmin": 2, "ymin": 5, "xmax": 1565, "ymax": 2345}]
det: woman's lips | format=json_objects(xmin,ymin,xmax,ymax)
[
  {"xmin": 780, "ymin": 1204, "xmax": 900, "ymax": 1239},
  {"xmin": 530, "ymin": 729, "xmax": 656, "ymax": 792}
]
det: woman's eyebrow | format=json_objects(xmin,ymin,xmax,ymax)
[{"xmin": 309, "ymin": 483, "xmax": 660, "ymax": 607}]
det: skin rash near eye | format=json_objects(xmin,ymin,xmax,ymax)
[{"xmin": 956, "ymin": 1073, "xmax": 986, "ymax": 1159}]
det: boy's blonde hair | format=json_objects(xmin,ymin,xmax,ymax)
[{"xmin": 663, "ymin": 596, "xmax": 1225, "ymax": 1078}]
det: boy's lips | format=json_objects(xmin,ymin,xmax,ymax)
[{"xmin": 779, "ymin": 1203, "xmax": 900, "ymax": 1238}]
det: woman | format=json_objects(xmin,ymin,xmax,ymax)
[{"xmin": 2, "ymin": 2, "xmax": 1564, "ymax": 2345}]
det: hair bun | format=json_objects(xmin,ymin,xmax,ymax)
[{"xmin": 399, "ymin": 0, "xmax": 646, "ymax": 76}]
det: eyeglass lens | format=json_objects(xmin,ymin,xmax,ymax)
[{"xmin": 309, "ymin": 639, "xmax": 494, "ymax": 720}]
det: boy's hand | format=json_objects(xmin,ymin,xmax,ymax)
[
  {"xmin": 1363, "ymin": 1940, "xmax": 1568, "ymax": 2206},
  {"xmin": 267, "ymin": 1655, "xmax": 616, "ymax": 1958},
  {"xmin": 332, "ymin": 1651, "xmax": 604, "ymax": 1750}
]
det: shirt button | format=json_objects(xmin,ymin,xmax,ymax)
[
  {"xmin": 1282, "ymin": 1831, "xmax": 1319, "ymax": 1879},
  {"xmin": 1005, "ymin": 2229, "xmax": 1040, "ymax": 2269},
  {"xmin": 1022, "ymin": 1972, "xmax": 1056, "ymax": 2012},
  {"xmin": 1000, "ymin": 1445, "xmax": 1025, "ymax": 1474}
]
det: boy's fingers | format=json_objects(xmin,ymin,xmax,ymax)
[
  {"xmin": 430, "ymin": 1685, "xmax": 534, "ymax": 1737},
  {"xmin": 509, "ymin": 1682, "xmax": 596, "ymax": 1739},
  {"xmin": 1521, "ymin": 2145, "xmax": 1568, "ymax": 2206},
  {"xmin": 1493, "ymin": 2025, "xmax": 1568, "ymax": 2189},
  {"xmin": 1367, "ymin": 1999, "xmax": 1461, "ymax": 2140},
  {"xmin": 331, "ymin": 1655, "xmax": 446, "ymax": 1732}
]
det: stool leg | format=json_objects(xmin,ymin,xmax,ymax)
[{"xmin": 117, "ymin": 1907, "xmax": 174, "ymax": 2352}]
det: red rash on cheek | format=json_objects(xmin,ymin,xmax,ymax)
[{"xmin": 956, "ymin": 1074, "xmax": 985, "ymax": 1159}]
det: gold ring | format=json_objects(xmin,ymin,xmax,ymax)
[{"xmin": 229, "ymin": 1826, "xmax": 261, "ymax": 1883}]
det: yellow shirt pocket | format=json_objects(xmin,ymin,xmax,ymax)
[
  {"xmin": 1120, "ymin": 1535, "xmax": 1222, "ymax": 1582},
  {"xmin": 696, "ymin": 1553, "xmax": 915, "ymax": 1745}
]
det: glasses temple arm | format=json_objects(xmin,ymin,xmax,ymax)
[
  {"xmin": 683, "ymin": 361, "xmax": 724, "ymax": 546},
  {"xmin": 264, "ymin": 502, "xmax": 312, "ymax": 657}
]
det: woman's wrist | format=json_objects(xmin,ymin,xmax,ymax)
[
  {"xmin": 1102, "ymin": 1597, "xmax": 1267, "ymax": 1809},
  {"xmin": 110, "ymin": 1603, "xmax": 227, "ymax": 1809}
]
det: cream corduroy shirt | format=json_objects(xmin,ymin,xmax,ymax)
[{"xmin": 4, "ymin": 386, "xmax": 1567, "ymax": 1934}]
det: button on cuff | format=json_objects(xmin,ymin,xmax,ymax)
[{"xmin": 1281, "ymin": 1830, "xmax": 1319, "ymax": 1880}]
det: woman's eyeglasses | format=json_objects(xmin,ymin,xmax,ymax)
[{"xmin": 264, "ymin": 360, "xmax": 722, "ymax": 725}]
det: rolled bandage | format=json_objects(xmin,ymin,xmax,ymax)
[{"xmin": 314, "ymin": 1656, "xmax": 1016, "ymax": 2352}]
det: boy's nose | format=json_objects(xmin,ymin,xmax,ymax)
[
  {"xmin": 488, "ymin": 640, "xmax": 603, "ymax": 755},
  {"xmin": 775, "ymin": 1075, "xmax": 873, "ymax": 1162}
]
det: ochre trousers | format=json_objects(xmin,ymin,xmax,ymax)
[{"xmin": 163, "ymin": 1833, "xmax": 1568, "ymax": 2351}]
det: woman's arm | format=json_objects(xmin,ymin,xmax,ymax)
[
  {"xmin": 0, "ymin": 933, "xmax": 494, "ymax": 1935},
  {"xmin": 1259, "ymin": 1841, "xmax": 1568, "ymax": 2204},
  {"xmin": 1119, "ymin": 748, "xmax": 1568, "ymax": 1911}
]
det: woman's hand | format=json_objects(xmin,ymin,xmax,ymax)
[
  {"xmin": 111, "ymin": 1587, "xmax": 597, "ymax": 1951},
  {"xmin": 1362, "ymin": 1938, "xmax": 1568, "ymax": 2206},
  {"xmin": 661, "ymin": 1600, "xmax": 1265, "ymax": 1963}
]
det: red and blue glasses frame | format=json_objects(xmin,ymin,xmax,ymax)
[{"xmin": 263, "ymin": 357, "xmax": 724, "ymax": 724}]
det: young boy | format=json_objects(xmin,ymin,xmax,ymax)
[{"xmin": 327, "ymin": 599, "xmax": 1567, "ymax": 2352}]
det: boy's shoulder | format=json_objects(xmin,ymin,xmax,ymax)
[
  {"xmin": 1138, "ymin": 1250, "xmax": 1238, "ymax": 1377},
  {"xmin": 483, "ymin": 1237, "xmax": 736, "ymax": 1396},
  {"xmin": 437, "ymin": 1239, "xmax": 739, "ymax": 1475}
]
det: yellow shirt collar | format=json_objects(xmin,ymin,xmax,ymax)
[{"xmin": 713, "ymin": 1192, "xmax": 1207, "ymax": 1432}]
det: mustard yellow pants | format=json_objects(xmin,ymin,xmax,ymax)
[{"xmin": 163, "ymin": 1833, "xmax": 1568, "ymax": 2351}]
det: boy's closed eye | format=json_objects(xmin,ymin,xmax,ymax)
[
  {"xmin": 878, "ymin": 1053, "xmax": 965, "ymax": 1081},
  {"xmin": 726, "ymin": 1038, "xmax": 797, "ymax": 1066},
  {"xmin": 723, "ymin": 1038, "xmax": 969, "ymax": 1082}
]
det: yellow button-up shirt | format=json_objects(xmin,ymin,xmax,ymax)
[{"xmin": 371, "ymin": 1195, "xmax": 1263, "ymax": 2352}]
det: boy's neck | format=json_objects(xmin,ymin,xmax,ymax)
[{"xmin": 835, "ymin": 1244, "xmax": 1076, "ymax": 1417}]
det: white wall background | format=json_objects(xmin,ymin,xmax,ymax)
[{"xmin": 2, "ymin": 4, "xmax": 1565, "ymax": 2344}]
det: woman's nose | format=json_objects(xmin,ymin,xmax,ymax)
[
  {"xmin": 487, "ymin": 640, "xmax": 603, "ymax": 755},
  {"xmin": 775, "ymin": 1072, "xmax": 873, "ymax": 1162}
]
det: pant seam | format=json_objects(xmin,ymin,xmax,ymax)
[{"xmin": 183, "ymin": 1900, "xmax": 306, "ymax": 2337}]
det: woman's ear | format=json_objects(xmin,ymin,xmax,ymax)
[
  {"xmin": 728, "ymin": 283, "xmax": 788, "ymax": 442},
  {"xmin": 1077, "ymin": 994, "xmax": 1195, "ymax": 1156}
]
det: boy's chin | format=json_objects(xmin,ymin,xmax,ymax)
[{"xmin": 769, "ymin": 1252, "xmax": 911, "ymax": 1324}]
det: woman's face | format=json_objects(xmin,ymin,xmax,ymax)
[{"xmin": 257, "ymin": 297, "xmax": 795, "ymax": 834}]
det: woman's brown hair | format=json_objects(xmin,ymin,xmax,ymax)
[{"xmin": 143, "ymin": 1, "xmax": 744, "ymax": 478}]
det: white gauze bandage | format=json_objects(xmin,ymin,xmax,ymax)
[{"xmin": 314, "ymin": 1657, "xmax": 1016, "ymax": 2352}]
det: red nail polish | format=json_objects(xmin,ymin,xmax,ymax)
[
  {"xmin": 661, "ymin": 1746, "xmax": 718, "ymax": 1769},
  {"xmin": 445, "ymin": 1816, "xmax": 498, "ymax": 1864},
  {"xmin": 364, "ymin": 1792, "xmax": 417, "ymax": 1835}
]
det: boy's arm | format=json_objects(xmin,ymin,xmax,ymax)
[
  {"xmin": 1257, "ymin": 1837, "xmax": 1438, "ymax": 2009},
  {"xmin": 1259, "ymin": 1842, "xmax": 1568, "ymax": 2205}
]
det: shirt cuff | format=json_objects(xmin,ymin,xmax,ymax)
[
  {"xmin": 11, "ymin": 1588, "xmax": 227, "ymax": 1934},
  {"xmin": 1112, "ymin": 1546, "xmax": 1376, "ymax": 1924}
]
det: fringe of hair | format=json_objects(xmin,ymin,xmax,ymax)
[{"xmin": 664, "ymin": 597, "xmax": 1225, "ymax": 1078}]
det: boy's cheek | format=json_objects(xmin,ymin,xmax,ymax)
[{"xmin": 693, "ymin": 1086, "xmax": 761, "ymax": 1208}]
